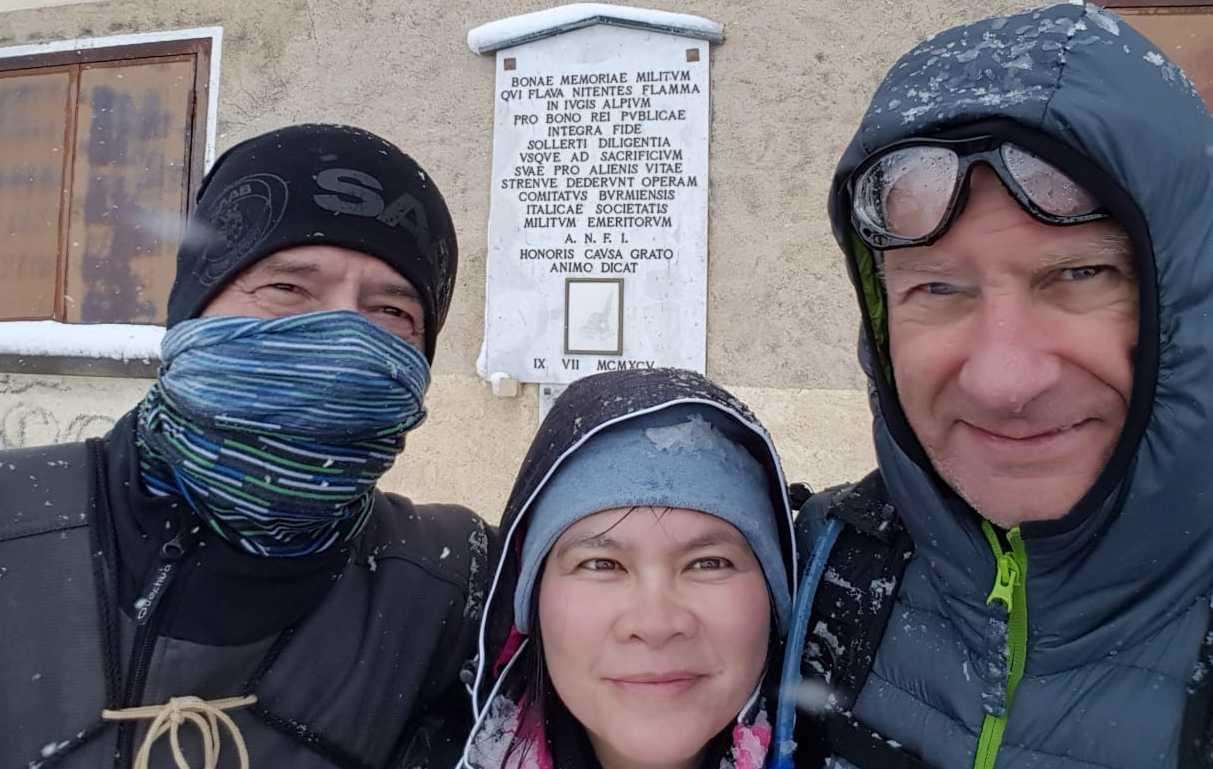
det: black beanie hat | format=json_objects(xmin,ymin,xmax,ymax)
[{"xmin": 166, "ymin": 123, "xmax": 458, "ymax": 361}]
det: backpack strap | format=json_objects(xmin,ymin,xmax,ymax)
[
  {"xmin": 800, "ymin": 470, "xmax": 914, "ymax": 709},
  {"xmin": 1181, "ymin": 597, "xmax": 1213, "ymax": 768},
  {"xmin": 791, "ymin": 470, "xmax": 931, "ymax": 769},
  {"xmin": 821, "ymin": 713, "xmax": 934, "ymax": 769}
]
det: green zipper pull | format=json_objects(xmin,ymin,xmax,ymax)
[
  {"xmin": 987, "ymin": 552, "xmax": 1020, "ymax": 612},
  {"xmin": 973, "ymin": 523, "xmax": 1029, "ymax": 769},
  {"xmin": 1004, "ymin": 528, "xmax": 1029, "ymax": 705}
]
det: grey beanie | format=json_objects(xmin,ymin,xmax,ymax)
[{"xmin": 513, "ymin": 404, "xmax": 790, "ymax": 633}]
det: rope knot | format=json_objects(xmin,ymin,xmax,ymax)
[
  {"xmin": 102, "ymin": 694, "xmax": 257, "ymax": 769},
  {"xmin": 166, "ymin": 701, "xmax": 189, "ymax": 727}
]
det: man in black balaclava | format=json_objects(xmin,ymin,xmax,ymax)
[{"xmin": 1, "ymin": 124, "xmax": 490, "ymax": 769}]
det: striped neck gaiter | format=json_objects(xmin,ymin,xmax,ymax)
[{"xmin": 136, "ymin": 310, "xmax": 430, "ymax": 557}]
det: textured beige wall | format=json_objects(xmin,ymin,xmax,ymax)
[
  {"xmin": 0, "ymin": 0, "xmax": 1039, "ymax": 519},
  {"xmin": 0, "ymin": 371, "xmax": 874, "ymax": 517}
]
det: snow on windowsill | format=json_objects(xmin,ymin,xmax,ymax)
[
  {"xmin": 467, "ymin": 4, "xmax": 723, "ymax": 54},
  {"xmin": 0, "ymin": 321, "xmax": 163, "ymax": 363}
]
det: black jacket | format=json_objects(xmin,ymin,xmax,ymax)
[{"xmin": 1, "ymin": 411, "xmax": 490, "ymax": 769}]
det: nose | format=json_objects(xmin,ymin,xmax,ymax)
[
  {"xmin": 316, "ymin": 281, "xmax": 361, "ymax": 314},
  {"xmin": 956, "ymin": 290, "xmax": 1062, "ymax": 415},
  {"xmin": 613, "ymin": 576, "xmax": 698, "ymax": 648}
]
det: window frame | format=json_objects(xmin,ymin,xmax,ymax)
[
  {"xmin": 0, "ymin": 27, "xmax": 222, "ymax": 378},
  {"xmin": 1103, "ymin": 1, "xmax": 1213, "ymax": 8}
]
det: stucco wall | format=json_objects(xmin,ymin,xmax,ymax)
[{"xmin": 0, "ymin": 0, "xmax": 1038, "ymax": 519}]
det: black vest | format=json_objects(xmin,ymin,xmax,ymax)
[{"xmin": 1, "ymin": 428, "xmax": 489, "ymax": 769}]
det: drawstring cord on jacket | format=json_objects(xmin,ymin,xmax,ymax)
[{"xmin": 102, "ymin": 695, "xmax": 258, "ymax": 769}]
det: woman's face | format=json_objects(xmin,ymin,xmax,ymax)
[{"xmin": 538, "ymin": 506, "xmax": 773, "ymax": 769}]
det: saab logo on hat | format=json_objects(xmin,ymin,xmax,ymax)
[
  {"xmin": 195, "ymin": 173, "xmax": 290, "ymax": 287},
  {"xmin": 313, "ymin": 168, "xmax": 431, "ymax": 249}
]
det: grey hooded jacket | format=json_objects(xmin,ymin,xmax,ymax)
[{"xmin": 802, "ymin": 4, "xmax": 1213, "ymax": 769}]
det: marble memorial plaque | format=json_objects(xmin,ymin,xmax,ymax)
[{"xmin": 480, "ymin": 21, "xmax": 711, "ymax": 384}]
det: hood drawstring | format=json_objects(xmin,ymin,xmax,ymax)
[{"xmin": 102, "ymin": 695, "xmax": 258, "ymax": 769}]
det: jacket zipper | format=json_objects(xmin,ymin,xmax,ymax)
[
  {"xmin": 114, "ymin": 525, "xmax": 196, "ymax": 767},
  {"xmin": 972, "ymin": 522, "xmax": 1028, "ymax": 769}
]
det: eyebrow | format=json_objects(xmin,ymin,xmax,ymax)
[
  {"xmin": 879, "ymin": 253, "xmax": 958, "ymax": 279},
  {"xmin": 250, "ymin": 255, "xmax": 425, "ymax": 299},
  {"xmin": 257, "ymin": 259, "xmax": 323, "ymax": 278},
  {"xmin": 379, "ymin": 282, "xmax": 421, "ymax": 301},
  {"xmin": 1037, "ymin": 251, "xmax": 1104, "ymax": 270},
  {"xmin": 681, "ymin": 532, "xmax": 747, "ymax": 550},
  {"xmin": 555, "ymin": 534, "xmax": 621, "ymax": 558},
  {"xmin": 881, "ymin": 233, "xmax": 1135, "ymax": 280},
  {"xmin": 1041, "ymin": 232, "xmax": 1135, "ymax": 273},
  {"xmin": 553, "ymin": 529, "xmax": 747, "ymax": 558}
]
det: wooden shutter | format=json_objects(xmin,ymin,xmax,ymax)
[
  {"xmin": 64, "ymin": 55, "xmax": 196, "ymax": 324},
  {"xmin": 0, "ymin": 68, "xmax": 75, "ymax": 320},
  {"xmin": 0, "ymin": 37, "xmax": 209, "ymax": 326}
]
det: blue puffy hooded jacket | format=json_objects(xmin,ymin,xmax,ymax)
[{"xmin": 811, "ymin": 3, "xmax": 1213, "ymax": 768}]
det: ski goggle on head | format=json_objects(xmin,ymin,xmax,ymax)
[{"xmin": 848, "ymin": 135, "xmax": 1110, "ymax": 250}]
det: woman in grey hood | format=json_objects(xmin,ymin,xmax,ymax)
[{"xmin": 460, "ymin": 368, "xmax": 797, "ymax": 769}]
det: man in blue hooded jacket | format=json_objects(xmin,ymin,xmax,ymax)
[{"xmin": 789, "ymin": 4, "xmax": 1213, "ymax": 769}]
